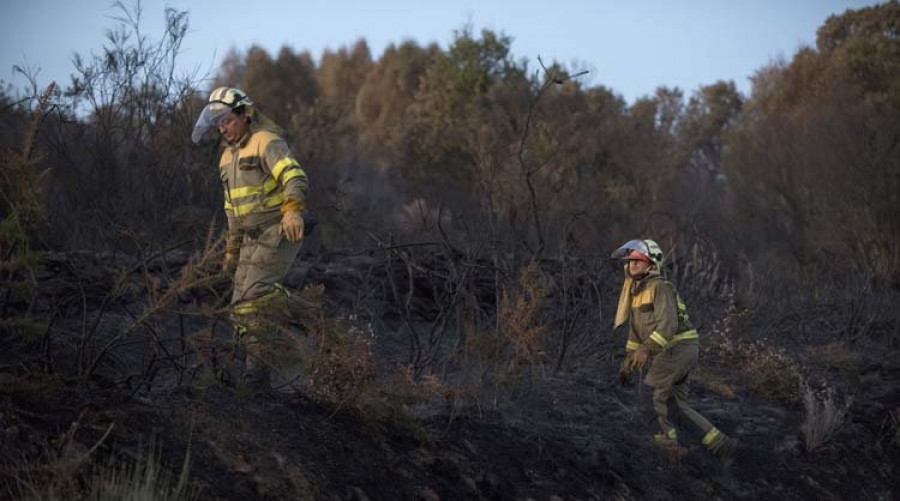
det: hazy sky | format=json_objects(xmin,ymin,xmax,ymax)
[{"xmin": 1, "ymin": 0, "xmax": 881, "ymax": 104}]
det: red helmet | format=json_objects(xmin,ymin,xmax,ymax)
[
  {"xmin": 625, "ymin": 249, "xmax": 651, "ymax": 262},
  {"xmin": 611, "ymin": 239, "xmax": 664, "ymax": 267}
]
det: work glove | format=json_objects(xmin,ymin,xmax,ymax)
[
  {"xmin": 618, "ymin": 355, "xmax": 634, "ymax": 385},
  {"xmin": 632, "ymin": 346, "xmax": 650, "ymax": 371},
  {"xmin": 281, "ymin": 211, "xmax": 305, "ymax": 243}
]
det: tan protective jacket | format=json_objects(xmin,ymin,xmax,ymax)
[
  {"xmin": 624, "ymin": 275, "xmax": 698, "ymax": 356},
  {"xmin": 219, "ymin": 129, "xmax": 308, "ymax": 247}
]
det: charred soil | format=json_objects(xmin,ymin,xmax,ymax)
[{"xmin": 1, "ymin": 252, "xmax": 898, "ymax": 500}]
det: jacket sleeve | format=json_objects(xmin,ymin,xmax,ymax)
[
  {"xmin": 644, "ymin": 281, "xmax": 679, "ymax": 355},
  {"xmin": 263, "ymin": 137, "xmax": 308, "ymax": 213},
  {"xmin": 625, "ymin": 324, "xmax": 642, "ymax": 353},
  {"xmin": 620, "ymin": 324, "xmax": 642, "ymax": 372}
]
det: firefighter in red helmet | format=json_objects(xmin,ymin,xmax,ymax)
[{"xmin": 612, "ymin": 239, "xmax": 736, "ymax": 457}]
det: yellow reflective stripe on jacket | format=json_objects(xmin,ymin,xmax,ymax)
[
  {"xmin": 224, "ymin": 199, "xmax": 234, "ymax": 211},
  {"xmin": 649, "ymin": 329, "xmax": 698, "ymax": 349},
  {"xmin": 229, "ymin": 178, "xmax": 278, "ymax": 200},
  {"xmin": 650, "ymin": 331, "xmax": 668, "ymax": 347},
  {"xmin": 230, "ymin": 185, "xmax": 262, "ymax": 199},
  {"xmin": 232, "ymin": 197, "xmax": 283, "ymax": 216},
  {"xmin": 280, "ymin": 168, "xmax": 305, "ymax": 184},
  {"xmin": 676, "ymin": 294, "xmax": 692, "ymax": 325},
  {"xmin": 218, "ymin": 131, "xmax": 309, "ymax": 229},
  {"xmin": 232, "ymin": 201, "xmax": 255, "ymax": 216},
  {"xmin": 230, "ymin": 189, "xmax": 285, "ymax": 216},
  {"xmin": 272, "ymin": 157, "xmax": 301, "ymax": 181},
  {"xmin": 264, "ymin": 193, "xmax": 284, "ymax": 208},
  {"xmin": 626, "ymin": 340, "xmax": 641, "ymax": 351},
  {"xmin": 672, "ymin": 329, "xmax": 698, "ymax": 342}
]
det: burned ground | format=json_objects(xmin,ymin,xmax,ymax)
[{"xmin": 1, "ymin": 251, "xmax": 897, "ymax": 501}]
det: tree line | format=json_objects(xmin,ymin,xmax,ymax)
[{"xmin": 2, "ymin": 1, "xmax": 898, "ymax": 356}]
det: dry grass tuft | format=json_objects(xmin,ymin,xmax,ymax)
[
  {"xmin": 10, "ymin": 418, "xmax": 196, "ymax": 501},
  {"xmin": 86, "ymin": 443, "xmax": 196, "ymax": 501},
  {"xmin": 801, "ymin": 380, "xmax": 852, "ymax": 452},
  {"xmin": 878, "ymin": 407, "xmax": 900, "ymax": 448}
]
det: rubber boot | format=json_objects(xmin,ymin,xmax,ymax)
[
  {"xmin": 654, "ymin": 426, "xmax": 678, "ymax": 445},
  {"xmin": 654, "ymin": 420, "xmax": 688, "ymax": 458}
]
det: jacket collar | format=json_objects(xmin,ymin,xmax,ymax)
[{"xmin": 224, "ymin": 130, "xmax": 253, "ymax": 149}]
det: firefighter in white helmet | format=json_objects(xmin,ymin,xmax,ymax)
[
  {"xmin": 612, "ymin": 239, "xmax": 736, "ymax": 457},
  {"xmin": 193, "ymin": 86, "xmax": 308, "ymax": 391}
]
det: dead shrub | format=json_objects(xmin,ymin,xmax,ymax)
[
  {"xmin": 669, "ymin": 240, "xmax": 734, "ymax": 322},
  {"xmin": 79, "ymin": 227, "xmax": 230, "ymax": 382},
  {"xmin": 806, "ymin": 342, "xmax": 862, "ymax": 374},
  {"xmin": 0, "ymin": 82, "xmax": 54, "ymax": 230},
  {"xmin": 704, "ymin": 290, "xmax": 803, "ymax": 402},
  {"xmin": 380, "ymin": 365, "xmax": 455, "ymax": 407},
  {"xmin": 743, "ymin": 342, "xmax": 804, "ymax": 402},
  {"xmin": 304, "ymin": 320, "xmax": 377, "ymax": 406},
  {"xmin": 0, "ymin": 83, "xmax": 54, "ymax": 342},
  {"xmin": 497, "ymin": 260, "xmax": 549, "ymax": 374},
  {"xmin": 709, "ymin": 331, "xmax": 802, "ymax": 402},
  {"xmin": 358, "ymin": 365, "xmax": 475, "ymax": 442},
  {"xmin": 463, "ymin": 329, "xmax": 505, "ymax": 365},
  {"xmin": 710, "ymin": 333, "xmax": 801, "ymax": 402},
  {"xmin": 289, "ymin": 284, "xmax": 378, "ymax": 408}
]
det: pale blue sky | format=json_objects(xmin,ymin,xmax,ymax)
[{"xmin": 1, "ymin": 0, "xmax": 882, "ymax": 104}]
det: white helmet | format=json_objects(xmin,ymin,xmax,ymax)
[{"xmin": 191, "ymin": 87, "xmax": 253, "ymax": 143}]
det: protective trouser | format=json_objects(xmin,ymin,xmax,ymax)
[
  {"xmin": 230, "ymin": 221, "xmax": 302, "ymax": 371},
  {"xmin": 647, "ymin": 341, "xmax": 728, "ymax": 451}
]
